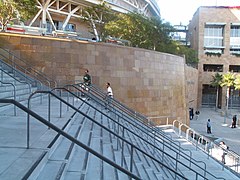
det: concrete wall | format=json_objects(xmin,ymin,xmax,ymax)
[
  {"xmin": 185, "ymin": 65, "xmax": 199, "ymax": 125},
  {"xmin": 0, "ymin": 33, "xmax": 195, "ymax": 125}
]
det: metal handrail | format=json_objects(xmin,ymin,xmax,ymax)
[
  {"xmin": 0, "ymin": 98, "xmax": 140, "ymax": 180},
  {"xmin": 173, "ymin": 119, "xmax": 240, "ymax": 175},
  {"xmin": 71, "ymin": 85, "xmax": 193, "ymax": 156},
  {"xmin": 26, "ymin": 90, "xmax": 203, "ymax": 179},
  {"xmin": 90, "ymin": 84, "xmax": 147, "ymax": 121},
  {"xmin": 78, "ymin": 84, "xmax": 229, "ymax": 179},
  {"xmin": 0, "ymin": 56, "xmax": 46, "ymax": 89},
  {"xmin": 89, "ymin": 84, "xmax": 178, "ymax": 144},
  {"xmin": 80, "ymin": 83, "xmax": 166, "ymax": 135},
  {"xmin": 0, "ymin": 66, "xmax": 31, "ymax": 94},
  {"xmin": 0, "ymin": 47, "xmax": 56, "ymax": 88},
  {"xmin": 49, "ymin": 86, "xmax": 226, "ymax": 180},
  {"xmin": 60, "ymin": 85, "xmax": 197, "ymax": 178},
  {"xmin": 0, "ymin": 59, "xmax": 39, "ymax": 89},
  {"xmin": 0, "ymin": 80, "xmax": 16, "ymax": 115},
  {"xmin": 74, "ymin": 84, "xmax": 203, "ymax": 164}
]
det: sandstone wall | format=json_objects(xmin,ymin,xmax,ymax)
[
  {"xmin": 185, "ymin": 65, "xmax": 199, "ymax": 125},
  {"xmin": 0, "ymin": 33, "xmax": 192, "ymax": 124}
]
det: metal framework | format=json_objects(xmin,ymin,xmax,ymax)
[{"xmin": 29, "ymin": 0, "xmax": 160, "ymax": 32}]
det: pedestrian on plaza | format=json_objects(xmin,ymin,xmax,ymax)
[
  {"xmin": 189, "ymin": 108, "xmax": 194, "ymax": 120},
  {"xmin": 195, "ymin": 110, "xmax": 200, "ymax": 120},
  {"xmin": 207, "ymin": 119, "xmax": 212, "ymax": 134},
  {"xmin": 220, "ymin": 141, "xmax": 228, "ymax": 164},
  {"xmin": 231, "ymin": 115, "xmax": 237, "ymax": 128}
]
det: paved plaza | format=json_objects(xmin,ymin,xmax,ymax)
[{"xmin": 190, "ymin": 107, "xmax": 240, "ymax": 155}]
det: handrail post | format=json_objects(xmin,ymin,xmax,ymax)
[
  {"xmin": 27, "ymin": 98, "xmax": 31, "ymax": 149},
  {"xmin": 175, "ymin": 154, "xmax": 178, "ymax": 179},
  {"xmin": 117, "ymin": 116, "xmax": 120, "ymax": 150},
  {"xmin": 59, "ymin": 89, "xmax": 62, "ymax": 118},
  {"xmin": 67, "ymin": 86, "xmax": 69, "ymax": 111},
  {"xmin": 130, "ymin": 145, "xmax": 134, "ymax": 172},
  {"xmin": 179, "ymin": 123, "xmax": 182, "ymax": 137},
  {"xmin": 153, "ymin": 131, "xmax": 156, "ymax": 155},
  {"xmin": 48, "ymin": 94, "xmax": 51, "ymax": 129},
  {"xmin": 237, "ymin": 157, "xmax": 239, "ymax": 172},
  {"xmin": 196, "ymin": 136, "xmax": 199, "ymax": 150},
  {"xmin": 186, "ymin": 128, "xmax": 189, "ymax": 140},
  {"xmin": 73, "ymin": 87, "xmax": 75, "ymax": 106},
  {"xmin": 13, "ymin": 85, "xmax": 16, "ymax": 116},
  {"xmin": 121, "ymin": 126, "xmax": 125, "ymax": 167},
  {"xmin": 1, "ymin": 67, "xmax": 3, "ymax": 81}
]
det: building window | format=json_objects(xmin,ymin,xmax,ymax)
[
  {"xmin": 229, "ymin": 65, "xmax": 240, "ymax": 72},
  {"xmin": 204, "ymin": 25, "xmax": 224, "ymax": 47},
  {"xmin": 46, "ymin": 20, "xmax": 76, "ymax": 33},
  {"xmin": 203, "ymin": 64, "xmax": 223, "ymax": 72},
  {"xmin": 204, "ymin": 24, "xmax": 224, "ymax": 55},
  {"xmin": 230, "ymin": 25, "xmax": 240, "ymax": 55}
]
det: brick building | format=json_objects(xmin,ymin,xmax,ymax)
[{"xmin": 188, "ymin": 6, "xmax": 240, "ymax": 109}]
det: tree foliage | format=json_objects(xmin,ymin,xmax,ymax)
[
  {"xmin": 104, "ymin": 12, "xmax": 198, "ymax": 64},
  {"xmin": 104, "ymin": 13, "xmax": 173, "ymax": 50},
  {"xmin": 0, "ymin": 0, "xmax": 15, "ymax": 29},
  {"xmin": 12, "ymin": 0, "xmax": 37, "ymax": 21},
  {"xmin": 220, "ymin": 72, "xmax": 235, "ymax": 88},
  {"xmin": 0, "ymin": 0, "xmax": 37, "ymax": 30},
  {"xmin": 210, "ymin": 73, "xmax": 223, "ymax": 87},
  {"xmin": 83, "ymin": 0, "xmax": 117, "ymax": 40},
  {"xmin": 234, "ymin": 74, "xmax": 240, "ymax": 90}
]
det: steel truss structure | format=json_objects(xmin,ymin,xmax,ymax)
[{"xmin": 30, "ymin": 0, "xmax": 160, "ymax": 32}]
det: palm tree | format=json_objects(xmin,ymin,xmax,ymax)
[
  {"xmin": 234, "ymin": 74, "xmax": 240, "ymax": 90},
  {"xmin": 210, "ymin": 73, "xmax": 222, "ymax": 111},
  {"xmin": 220, "ymin": 72, "xmax": 235, "ymax": 122}
]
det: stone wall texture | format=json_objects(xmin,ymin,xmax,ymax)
[{"xmin": 0, "ymin": 33, "xmax": 196, "ymax": 125}]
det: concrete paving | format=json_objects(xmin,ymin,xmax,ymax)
[{"xmin": 190, "ymin": 107, "xmax": 240, "ymax": 155}]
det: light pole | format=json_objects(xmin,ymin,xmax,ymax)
[
  {"xmin": 224, "ymin": 94, "xmax": 227, "ymax": 124},
  {"xmin": 230, "ymin": 88, "xmax": 233, "ymax": 115}
]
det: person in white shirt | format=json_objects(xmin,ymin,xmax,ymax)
[
  {"xmin": 220, "ymin": 141, "xmax": 228, "ymax": 164},
  {"xmin": 107, "ymin": 82, "xmax": 113, "ymax": 97},
  {"xmin": 105, "ymin": 82, "xmax": 113, "ymax": 111}
]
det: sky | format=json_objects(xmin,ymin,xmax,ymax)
[{"xmin": 157, "ymin": 0, "xmax": 240, "ymax": 25}]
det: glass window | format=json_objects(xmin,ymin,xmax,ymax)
[
  {"xmin": 204, "ymin": 25, "xmax": 224, "ymax": 47},
  {"xmin": 229, "ymin": 65, "xmax": 240, "ymax": 72},
  {"xmin": 230, "ymin": 25, "xmax": 240, "ymax": 49},
  {"xmin": 231, "ymin": 26, "xmax": 240, "ymax": 37},
  {"xmin": 203, "ymin": 64, "xmax": 223, "ymax": 72}
]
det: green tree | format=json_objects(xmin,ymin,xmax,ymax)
[
  {"xmin": 104, "ymin": 12, "xmax": 198, "ymax": 64},
  {"xmin": 0, "ymin": 0, "xmax": 15, "ymax": 31},
  {"xmin": 234, "ymin": 74, "xmax": 240, "ymax": 90},
  {"xmin": 105, "ymin": 12, "xmax": 173, "ymax": 49},
  {"xmin": 210, "ymin": 73, "xmax": 223, "ymax": 110},
  {"xmin": 83, "ymin": 0, "xmax": 117, "ymax": 41},
  {"xmin": 220, "ymin": 72, "xmax": 235, "ymax": 120},
  {"xmin": 0, "ymin": 0, "xmax": 37, "ymax": 31},
  {"xmin": 177, "ymin": 44, "xmax": 198, "ymax": 65},
  {"xmin": 13, "ymin": 0, "xmax": 37, "ymax": 21}
]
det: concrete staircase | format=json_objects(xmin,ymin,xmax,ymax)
[{"xmin": 0, "ymin": 62, "xmax": 240, "ymax": 179}]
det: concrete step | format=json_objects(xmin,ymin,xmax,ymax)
[
  {"xmin": 0, "ymin": 87, "xmax": 36, "ymax": 99},
  {"xmin": 0, "ymin": 97, "xmax": 80, "ymax": 180}
]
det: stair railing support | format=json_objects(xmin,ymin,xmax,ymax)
[
  {"xmin": 59, "ymin": 89, "xmax": 62, "ymax": 118},
  {"xmin": 48, "ymin": 93, "xmax": 51, "ymax": 129},
  {"xmin": 121, "ymin": 126, "xmax": 125, "ymax": 167},
  {"xmin": 130, "ymin": 145, "xmax": 134, "ymax": 172}
]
